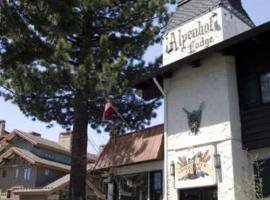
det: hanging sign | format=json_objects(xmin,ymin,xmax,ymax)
[
  {"xmin": 163, "ymin": 7, "xmax": 224, "ymax": 66},
  {"xmin": 175, "ymin": 145, "xmax": 216, "ymax": 189}
]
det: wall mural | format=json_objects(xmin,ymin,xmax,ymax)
[
  {"xmin": 177, "ymin": 150, "xmax": 212, "ymax": 181},
  {"xmin": 175, "ymin": 145, "xmax": 216, "ymax": 189},
  {"xmin": 182, "ymin": 102, "xmax": 205, "ymax": 135}
]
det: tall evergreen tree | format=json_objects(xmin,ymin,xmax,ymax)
[{"xmin": 0, "ymin": 1, "xmax": 172, "ymax": 199}]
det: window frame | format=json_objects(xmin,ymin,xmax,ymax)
[
  {"xmin": 239, "ymin": 71, "xmax": 270, "ymax": 109},
  {"xmin": 150, "ymin": 170, "xmax": 163, "ymax": 200},
  {"xmin": 260, "ymin": 71, "xmax": 270, "ymax": 104},
  {"xmin": 44, "ymin": 169, "xmax": 50, "ymax": 176},
  {"xmin": 13, "ymin": 168, "xmax": 19, "ymax": 179},
  {"xmin": 2, "ymin": 170, "xmax": 7, "ymax": 179},
  {"xmin": 23, "ymin": 167, "xmax": 31, "ymax": 180}
]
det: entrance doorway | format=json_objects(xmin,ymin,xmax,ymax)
[{"xmin": 179, "ymin": 186, "xmax": 217, "ymax": 200}]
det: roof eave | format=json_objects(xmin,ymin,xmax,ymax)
[
  {"xmin": 134, "ymin": 21, "xmax": 270, "ymax": 88},
  {"xmin": 96, "ymin": 158, "xmax": 164, "ymax": 170}
]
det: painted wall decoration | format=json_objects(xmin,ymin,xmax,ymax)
[
  {"xmin": 183, "ymin": 102, "xmax": 205, "ymax": 135},
  {"xmin": 175, "ymin": 145, "xmax": 216, "ymax": 189}
]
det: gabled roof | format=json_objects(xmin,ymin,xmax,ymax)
[
  {"xmin": 167, "ymin": 0, "xmax": 254, "ymax": 32},
  {"xmin": 87, "ymin": 153, "xmax": 98, "ymax": 163},
  {"xmin": 0, "ymin": 147, "xmax": 70, "ymax": 172},
  {"xmin": 13, "ymin": 165, "xmax": 106, "ymax": 200},
  {"xmin": 96, "ymin": 124, "xmax": 164, "ymax": 169},
  {"xmin": 0, "ymin": 129, "xmax": 70, "ymax": 155}
]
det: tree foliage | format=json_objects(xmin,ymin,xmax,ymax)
[
  {"xmin": 0, "ymin": 0, "xmax": 174, "ymax": 131},
  {"xmin": 0, "ymin": 0, "xmax": 173, "ymax": 199}
]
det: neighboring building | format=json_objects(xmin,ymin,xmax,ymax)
[
  {"xmin": 0, "ymin": 123, "xmax": 71, "ymax": 198},
  {"xmin": 0, "ymin": 121, "xmax": 99, "ymax": 200},
  {"xmin": 135, "ymin": 0, "xmax": 270, "ymax": 200},
  {"xmin": 95, "ymin": 124, "xmax": 164, "ymax": 200},
  {"xmin": 58, "ymin": 132, "xmax": 72, "ymax": 151},
  {"xmin": 12, "ymin": 125, "xmax": 163, "ymax": 200},
  {"xmin": 0, "ymin": 121, "xmax": 9, "ymax": 142}
]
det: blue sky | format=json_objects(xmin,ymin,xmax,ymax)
[{"xmin": 0, "ymin": 0, "xmax": 269, "ymax": 153}]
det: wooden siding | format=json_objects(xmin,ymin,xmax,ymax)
[
  {"xmin": 236, "ymin": 50, "xmax": 270, "ymax": 150},
  {"xmin": 241, "ymin": 105, "xmax": 270, "ymax": 150},
  {"xmin": 1, "ymin": 138, "xmax": 71, "ymax": 165},
  {"xmin": 35, "ymin": 167, "xmax": 66, "ymax": 187},
  {"xmin": 0, "ymin": 155, "xmax": 38, "ymax": 192}
]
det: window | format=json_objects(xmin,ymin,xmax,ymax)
[
  {"xmin": 23, "ymin": 167, "xmax": 31, "ymax": 180},
  {"xmin": 179, "ymin": 187, "xmax": 217, "ymax": 200},
  {"xmin": 254, "ymin": 159, "xmax": 270, "ymax": 198},
  {"xmin": 2, "ymin": 170, "xmax": 7, "ymax": 178},
  {"xmin": 260, "ymin": 72, "xmax": 270, "ymax": 103},
  {"xmin": 150, "ymin": 171, "xmax": 163, "ymax": 200},
  {"xmin": 13, "ymin": 168, "xmax": 19, "ymax": 179},
  {"xmin": 239, "ymin": 71, "xmax": 270, "ymax": 108},
  {"xmin": 117, "ymin": 173, "xmax": 148, "ymax": 200},
  {"xmin": 45, "ymin": 153, "xmax": 55, "ymax": 160},
  {"xmin": 239, "ymin": 74, "xmax": 261, "ymax": 107},
  {"xmin": 44, "ymin": 169, "xmax": 50, "ymax": 176}
]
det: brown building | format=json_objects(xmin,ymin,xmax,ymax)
[
  {"xmin": 95, "ymin": 124, "xmax": 164, "ymax": 200},
  {"xmin": 0, "ymin": 121, "xmax": 99, "ymax": 200},
  {"xmin": 0, "ymin": 130, "xmax": 70, "ymax": 193},
  {"xmin": 0, "ymin": 123, "xmax": 71, "ymax": 198},
  {"xmin": 13, "ymin": 164, "xmax": 106, "ymax": 200}
]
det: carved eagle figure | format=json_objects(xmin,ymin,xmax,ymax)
[{"xmin": 182, "ymin": 102, "xmax": 205, "ymax": 135}]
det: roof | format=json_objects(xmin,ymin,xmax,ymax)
[
  {"xmin": 12, "ymin": 175, "xmax": 70, "ymax": 196},
  {"xmin": 87, "ymin": 153, "xmax": 98, "ymax": 163},
  {"xmin": 95, "ymin": 124, "xmax": 164, "ymax": 169},
  {"xmin": 0, "ymin": 147, "xmax": 70, "ymax": 172},
  {"xmin": 0, "ymin": 129, "xmax": 70, "ymax": 155},
  {"xmin": 13, "ymin": 165, "xmax": 106, "ymax": 200},
  {"xmin": 167, "ymin": 0, "xmax": 254, "ymax": 32},
  {"xmin": 135, "ymin": 21, "xmax": 270, "ymax": 99}
]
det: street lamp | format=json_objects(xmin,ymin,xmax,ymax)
[
  {"xmin": 170, "ymin": 161, "xmax": 175, "ymax": 176},
  {"xmin": 214, "ymin": 153, "xmax": 221, "ymax": 169}
]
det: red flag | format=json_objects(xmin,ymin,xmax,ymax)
[{"xmin": 102, "ymin": 99, "xmax": 114, "ymax": 121}]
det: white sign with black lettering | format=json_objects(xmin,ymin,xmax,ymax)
[{"xmin": 163, "ymin": 7, "xmax": 224, "ymax": 66}]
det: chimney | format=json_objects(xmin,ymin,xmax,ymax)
[
  {"xmin": 58, "ymin": 132, "xmax": 72, "ymax": 150},
  {"xmin": 0, "ymin": 120, "xmax": 6, "ymax": 137}
]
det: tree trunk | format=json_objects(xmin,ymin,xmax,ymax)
[{"xmin": 69, "ymin": 96, "xmax": 88, "ymax": 200}]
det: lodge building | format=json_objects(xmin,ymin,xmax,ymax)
[{"xmin": 135, "ymin": 0, "xmax": 270, "ymax": 200}]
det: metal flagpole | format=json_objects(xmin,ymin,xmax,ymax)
[{"xmin": 110, "ymin": 103, "xmax": 132, "ymax": 130}]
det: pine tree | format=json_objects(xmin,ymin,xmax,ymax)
[{"xmin": 0, "ymin": 1, "xmax": 173, "ymax": 199}]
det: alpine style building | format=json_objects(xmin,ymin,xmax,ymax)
[{"xmin": 135, "ymin": 0, "xmax": 270, "ymax": 200}]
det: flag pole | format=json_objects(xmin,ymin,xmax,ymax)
[
  {"xmin": 104, "ymin": 98, "xmax": 132, "ymax": 130},
  {"xmin": 111, "ymin": 104, "xmax": 132, "ymax": 130}
]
